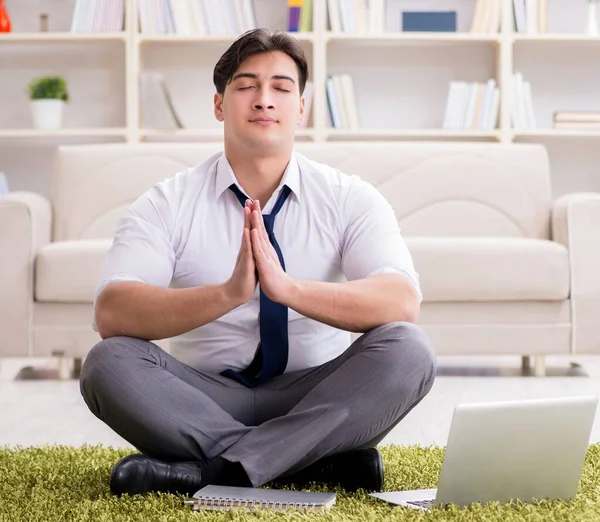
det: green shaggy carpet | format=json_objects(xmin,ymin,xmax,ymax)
[{"xmin": 1, "ymin": 444, "xmax": 600, "ymax": 521}]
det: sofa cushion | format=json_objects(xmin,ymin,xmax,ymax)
[
  {"xmin": 35, "ymin": 239, "xmax": 112, "ymax": 303},
  {"xmin": 406, "ymin": 237, "xmax": 570, "ymax": 302},
  {"xmin": 34, "ymin": 237, "xmax": 570, "ymax": 304}
]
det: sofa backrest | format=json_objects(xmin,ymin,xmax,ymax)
[{"xmin": 51, "ymin": 142, "xmax": 552, "ymax": 241}]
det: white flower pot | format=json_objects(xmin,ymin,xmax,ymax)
[{"xmin": 30, "ymin": 99, "xmax": 65, "ymax": 130}]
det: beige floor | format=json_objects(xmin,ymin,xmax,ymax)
[{"xmin": 2, "ymin": 355, "xmax": 600, "ymax": 449}]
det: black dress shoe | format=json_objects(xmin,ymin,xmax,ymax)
[
  {"xmin": 109, "ymin": 454, "xmax": 203, "ymax": 496},
  {"xmin": 274, "ymin": 448, "xmax": 384, "ymax": 492}
]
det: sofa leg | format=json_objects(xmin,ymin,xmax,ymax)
[
  {"xmin": 52, "ymin": 350, "xmax": 70, "ymax": 380},
  {"xmin": 51, "ymin": 351, "xmax": 82, "ymax": 380},
  {"xmin": 73, "ymin": 357, "xmax": 82, "ymax": 379},
  {"xmin": 534, "ymin": 356, "xmax": 546, "ymax": 377},
  {"xmin": 521, "ymin": 356, "xmax": 532, "ymax": 373}
]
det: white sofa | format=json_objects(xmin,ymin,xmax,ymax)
[{"xmin": 2, "ymin": 142, "xmax": 600, "ymax": 376}]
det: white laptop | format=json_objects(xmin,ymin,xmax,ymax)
[{"xmin": 371, "ymin": 396, "xmax": 597, "ymax": 511}]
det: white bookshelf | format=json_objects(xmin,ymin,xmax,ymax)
[{"xmin": 2, "ymin": 0, "xmax": 600, "ymax": 196}]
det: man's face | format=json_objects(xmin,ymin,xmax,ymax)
[{"xmin": 214, "ymin": 51, "xmax": 305, "ymax": 154}]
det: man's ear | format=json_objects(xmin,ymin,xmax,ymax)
[
  {"xmin": 214, "ymin": 92, "xmax": 224, "ymax": 122},
  {"xmin": 297, "ymin": 94, "xmax": 306, "ymax": 126}
]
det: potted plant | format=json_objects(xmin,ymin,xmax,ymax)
[{"xmin": 27, "ymin": 76, "xmax": 69, "ymax": 130}]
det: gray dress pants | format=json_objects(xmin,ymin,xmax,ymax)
[{"xmin": 80, "ymin": 321, "xmax": 436, "ymax": 487}]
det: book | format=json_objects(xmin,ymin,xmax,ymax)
[
  {"xmin": 139, "ymin": 71, "xmax": 184, "ymax": 129},
  {"xmin": 327, "ymin": 0, "xmax": 342, "ymax": 32},
  {"xmin": 554, "ymin": 111, "xmax": 600, "ymax": 123},
  {"xmin": 402, "ymin": 11, "xmax": 457, "ymax": 32},
  {"xmin": 287, "ymin": 0, "xmax": 303, "ymax": 32},
  {"xmin": 525, "ymin": 0, "xmax": 537, "ymax": 34},
  {"xmin": 513, "ymin": 0, "xmax": 526, "ymax": 33},
  {"xmin": 300, "ymin": 80, "xmax": 314, "ymax": 128},
  {"xmin": 185, "ymin": 485, "xmax": 336, "ymax": 512}
]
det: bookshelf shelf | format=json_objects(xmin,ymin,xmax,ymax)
[
  {"xmin": 512, "ymin": 34, "xmax": 600, "ymax": 43},
  {"xmin": 326, "ymin": 129, "xmax": 502, "ymax": 140},
  {"xmin": 513, "ymin": 130, "xmax": 600, "ymax": 138},
  {"xmin": 0, "ymin": 32, "xmax": 127, "ymax": 43},
  {"xmin": 0, "ymin": 128, "xmax": 128, "ymax": 139},
  {"xmin": 325, "ymin": 32, "xmax": 501, "ymax": 44}
]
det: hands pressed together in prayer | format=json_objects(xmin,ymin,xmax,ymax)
[{"xmin": 225, "ymin": 199, "xmax": 294, "ymax": 306}]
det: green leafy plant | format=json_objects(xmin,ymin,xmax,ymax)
[{"xmin": 27, "ymin": 76, "xmax": 69, "ymax": 102}]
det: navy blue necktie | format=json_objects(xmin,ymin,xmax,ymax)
[{"xmin": 221, "ymin": 183, "xmax": 292, "ymax": 388}]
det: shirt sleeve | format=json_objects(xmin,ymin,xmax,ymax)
[
  {"xmin": 340, "ymin": 178, "xmax": 423, "ymax": 302},
  {"xmin": 93, "ymin": 184, "xmax": 177, "ymax": 324}
]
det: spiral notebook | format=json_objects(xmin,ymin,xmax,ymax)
[{"xmin": 185, "ymin": 485, "xmax": 337, "ymax": 512}]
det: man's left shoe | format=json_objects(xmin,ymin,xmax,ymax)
[
  {"xmin": 273, "ymin": 448, "xmax": 384, "ymax": 492},
  {"xmin": 109, "ymin": 454, "xmax": 204, "ymax": 496}
]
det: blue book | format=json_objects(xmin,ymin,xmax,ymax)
[{"xmin": 402, "ymin": 11, "xmax": 457, "ymax": 32}]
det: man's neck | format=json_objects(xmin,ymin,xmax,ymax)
[{"xmin": 225, "ymin": 147, "xmax": 292, "ymax": 205}]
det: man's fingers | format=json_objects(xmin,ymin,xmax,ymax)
[
  {"xmin": 244, "ymin": 205, "xmax": 251, "ymax": 230},
  {"xmin": 251, "ymin": 228, "xmax": 265, "ymax": 264}
]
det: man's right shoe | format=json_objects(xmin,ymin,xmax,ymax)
[
  {"xmin": 273, "ymin": 448, "xmax": 384, "ymax": 492},
  {"xmin": 109, "ymin": 454, "xmax": 204, "ymax": 496}
]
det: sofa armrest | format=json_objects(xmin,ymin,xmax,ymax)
[
  {"xmin": 552, "ymin": 192, "xmax": 600, "ymax": 354},
  {"xmin": 0, "ymin": 192, "xmax": 52, "ymax": 356}
]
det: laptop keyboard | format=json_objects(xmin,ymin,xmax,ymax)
[{"xmin": 406, "ymin": 498, "xmax": 435, "ymax": 509}]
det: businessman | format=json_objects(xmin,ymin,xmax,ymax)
[{"xmin": 80, "ymin": 28, "xmax": 436, "ymax": 497}]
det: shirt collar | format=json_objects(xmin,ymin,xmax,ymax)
[{"xmin": 214, "ymin": 152, "xmax": 301, "ymax": 204}]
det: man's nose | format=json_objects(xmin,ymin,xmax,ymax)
[{"xmin": 253, "ymin": 88, "xmax": 274, "ymax": 110}]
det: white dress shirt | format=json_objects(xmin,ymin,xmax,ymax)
[{"xmin": 95, "ymin": 150, "xmax": 422, "ymax": 374}]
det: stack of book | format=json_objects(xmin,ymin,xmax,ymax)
[
  {"xmin": 138, "ymin": 0, "xmax": 257, "ymax": 36},
  {"xmin": 553, "ymin": 112, "xmax": 600, "ymax": 130},
  {"xmin": 442, "ymin": 80, "xmax": 500, "ymax": 131},
  {"xmin": 71, "ymin": 0, "xmax": 124, "ymax": 32},
  {"xmin": 287, "ymin": 0, "xmax": 313, "ymax": 32},
  {"xmin": 470, "ymin": 0, "xmax": 501, "ymax": 34},
  {"xmin": 139, "ymin": 72, "xmax": 184, "ymax": 130},
  {"xmin": 512, "ymin": 72, "xmax": 536, "ymax": 129},
  {"xmin": 512, "ymin": 0, "xmax": 548, "ymax": 34},
  {"xmin": 300, "ymin": 81, "xmax": 314, "ymax": 128},
  {"xmin": 326, "ymin": 74, "xmax": 359, "ymax": 129},
  {"xmin": 327, "ymin": 0, "xmax": 385, "ymax": 34}
]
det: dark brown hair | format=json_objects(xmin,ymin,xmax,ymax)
[{"xmin": 213, "ymin": 29, "xmax": 309, "ymax": 95}]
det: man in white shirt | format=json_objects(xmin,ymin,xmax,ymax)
[{"xmin": 80, "ymin": 28, "xmax": 436, "ymax": 497}]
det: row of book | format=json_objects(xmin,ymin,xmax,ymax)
[
  {"xmin": 71, "ymin": 0, "xmax": 124, "ymax": 32},
  {"xmin": 512, "ymin": 72, "xmax": 536, "ymax": 129},
  {"xmin": 327, "ymin": 0, "xmax": 385, "ymax": 34},
  {"xmin": 513, "ymin": 0, "xmax": 548, "ymax": 34},
  {"xmin": 470, "ymin": 0, "xmax": 501, "ymax": 34},
  {"xmin": 442, "ymin": 80, "xmax": 500, "ymax": 131},
  {"xmin": 138, "ymin": 72, "xmax": 600, "ymax": 134},
  {"xmin": 139, "ymin": 72, "xmax": 314, "ymax": 130},
  {"xmin": 139, "ymin": 0, "xmax": 257, "ymax": 36},
  {"xmin": 326, "ymin": 74, "xmax": 360, "ymax": 129}
]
